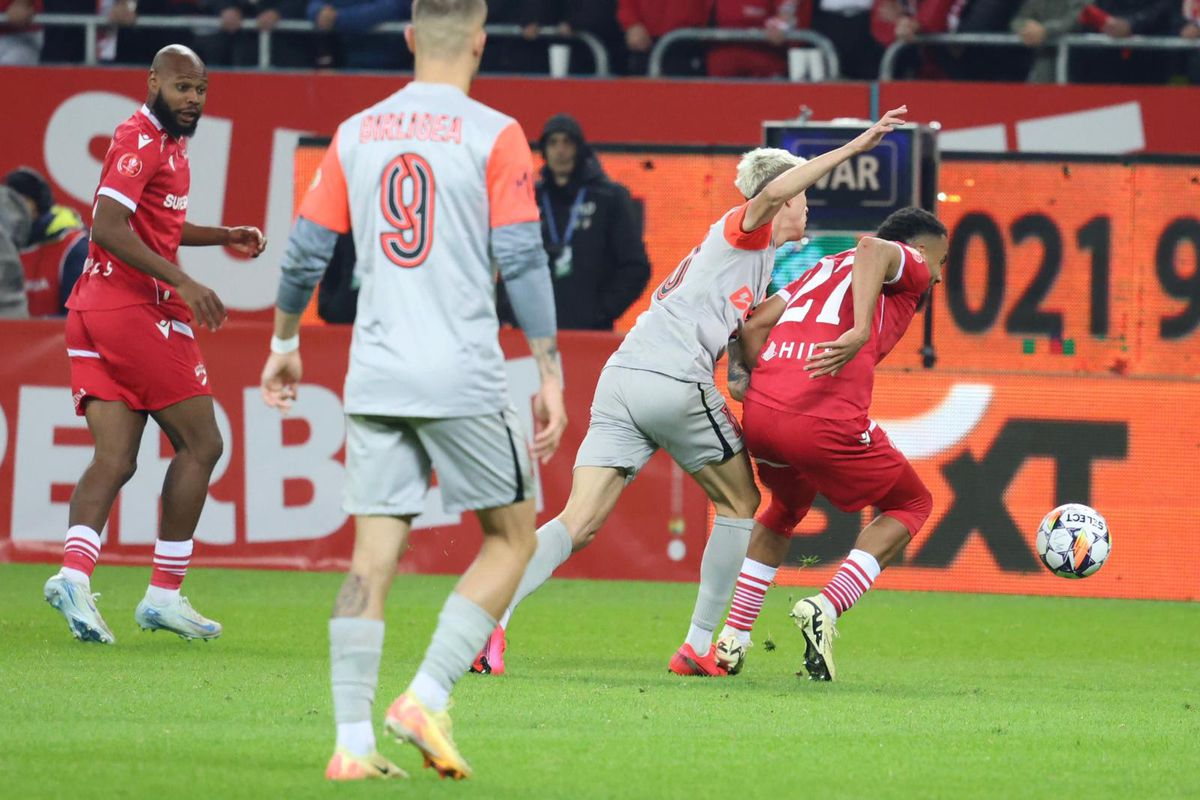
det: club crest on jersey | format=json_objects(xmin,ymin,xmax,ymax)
[
  {"xmin": 156, "ymin": 319, "xmax": 171, "ymax": 338},
  {"xmin": 117, "ymin": 153, "xmax": 143, "ymax": 178},
  {"xmin": 194, "ymin": 363, "xmax": 208, "ymax": 386}
]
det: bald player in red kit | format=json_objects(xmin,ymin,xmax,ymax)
[
  {"xmin": 715, "ymin": 206, "xmax": 949, "ymax": 680},
  {"xmin": 43, "ymin": 45, "xmax": 266, "ymax": 645}
]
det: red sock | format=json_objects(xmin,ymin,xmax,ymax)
[
  {"xmin": 820, "ymin": 549, "xmax": 880, "ymax": 617},
  {"xmin": 150, "ymin": 539, "xmax": 193, "ymax": 590},
  {"xmin": 63, "ymin": 525, "xmax": 101, "ymax": 579},
  {"xmin": 725, "ymin": 559, "xmax": 778, "ymax": 632}
]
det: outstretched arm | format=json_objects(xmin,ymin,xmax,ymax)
[{"xmin": 741, "ymin": 106, "xmax": 908, "ymax": 233}]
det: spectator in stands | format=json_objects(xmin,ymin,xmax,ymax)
[
  {"xmin": 41, "ymin": 0, "xmax": 92, "ymax": 62},
  {"xmin": 4, "ymin": 167, "xmax": 89, "ymax": 318},
  {"xmin": 503, "ymin": 113, "xmax": 650, "ymax": 331},
  {"xmin": 479, "ymin": 0, "xmax": 545, "ymax": 74},
  {"xmin": 953, "ymin": 0, "xmax": 1027, "ymax": 80},
  {"xmin": 1073, "ymin": 0, "xmax": 1175, "ymax": 82},
  {"xmin": 1176, "ymin": 0, "xmax": 1200, "ymax": 82},
  {"xmin": 199, "ymin": 0, "xmax": 314, "ymax": 68},
  {"xmin": 872, "ymin": 0, "xmax": 975, "ymax": 78},
  {"xmin": 617, "ymin": 0, "xmax": 713, "ymax": 75},
  {"xmin": 308, "ymin": 0, "xmax": 410, "ymax": 70},
  {"xmin": 811, "ymin": 0, "xmax": 880, "ymax": 80},
  {"xmin": 708, "ymin": 0, "xmax": 805, "ymax": 79},
  {"xmin": 102, "ymin": 0, "xmax": 205, "ymax": 64},
  {"xmin": 1012, "ymin": 0, "xmax": 1087, "ymax": 82},
  {"xmin": 0, "ymin": 0, "xmax": 41, "ymax": 64},
  {"xmin": 533, "ymin": 0, "xmax": 628, "ymax": 74},
  {"xmin": 0, "ymin": 184, "xmax": 31, "ymax": 319}
]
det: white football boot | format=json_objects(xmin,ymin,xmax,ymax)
[
  {"xmin": 44, "ymin": 572, "xmax": 116, "ymax": 644},
  {"xmin": 791, "ymin": 594, "xmax": 839, "ymax": 681},
  {"xmin": 135, "ymin": 594, "xmax": 222, "ymax": 640}
]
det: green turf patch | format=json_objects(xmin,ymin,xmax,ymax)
[{"xmin": 2, "ymin": 563, "xmax": 1197, "ymax": 799}]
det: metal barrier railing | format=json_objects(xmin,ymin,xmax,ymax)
[
  {"xmin": 881, "ymin": 31, "xmax": 1199, "ymax": 84},
  {"xmin": 879, "ymin": 32, "xmax": 1026, "ymax": 81},
  {"xmin": 647, "ymin": 27, "xmax": 840, "ymax": 80},
  {"xmin": 1056, "ymin": 33, "xmax": 1200, "ymax": 83},
  {"xmin": 32, "ymin": 14, "xmax": 611, "ymax": 75}
]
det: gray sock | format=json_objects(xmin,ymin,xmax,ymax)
[
  {"xmin": 504, "ymin": 518, "xmax": 573, "ymax": 624},
  {"xmin": 409, "ymin": 592, "xmax": 496, "ymax": 711},
  {"xmin": 329, "ymin": 617, "xmax": 385, "ymax": 725},
  {"xmin": 685, "ymin": 516, "xmax": 754, "ymax": 653}
]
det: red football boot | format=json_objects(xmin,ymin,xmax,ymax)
[{"xmin": 668, "ymin": 643, "xmax": 729, "ymax": 676}]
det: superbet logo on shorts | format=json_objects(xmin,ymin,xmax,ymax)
[{"xmin": 116, "ymin": 152, "xmax": 142, "ymax": 177}]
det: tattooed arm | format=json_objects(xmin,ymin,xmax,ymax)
[
  {"xmin": 494, "ymin": 221, "xmax": 567, "ymax": 463},
  {"xmin": 528, "ymin": 336, "xmax": 567, "ymax": 463},
  {"xmin": 727, "ymin": 337, "xmax": 751, "ymax": 402}
]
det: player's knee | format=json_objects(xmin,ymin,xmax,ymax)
[
  {"xmin": 191, "ymin": 431, "xmax": 224, "ymax": 470},
  {"xmin": 558, "ymin": 503, "xmax": 608, "ymax": 550},
  {"xmin": 911, "ymin": 484, "xmax": 933, "ymax": 532},
  {"xmin": 99, "ymin": 454, "xmax": 138, "ymax": 486},
  {"xmin": 715, "ymin": 486, "xmax": 760, "ymax": 520}
]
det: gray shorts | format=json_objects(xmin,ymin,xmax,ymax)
[
  {"xmin": 574, "ymin": 366, "xmax": 743, "ymax": 479},
  {"xmin": 343, "ymin": 406, "xmax": 534, "ymax": 516}
]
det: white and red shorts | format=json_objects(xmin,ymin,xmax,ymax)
[{"xmin": 65, "ymin": 305, "xmax": 211, "ymax": 416}]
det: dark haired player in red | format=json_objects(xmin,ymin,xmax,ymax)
[
  {"xmin": 43, "ymin": 45, "xmax": 266, "ymax": 644},
  {"xmin": 714, "ymin": 207, "xmax": 949, "ymax": 680}
]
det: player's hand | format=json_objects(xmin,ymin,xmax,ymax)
[
  {"xmin": 805, "ymin": 329, "xmax": 869, "ymax": 379},
  {"xmin": 1019, "ymin": 20, "xmax": 1046, "ymax": 47},
  {"xmin": 260, "ymin": 351, "xmax": 302, "ymax": 414},
  {"xmin": 849, "ymin": 106, "xmax": 907, "ymax": 154},
  {"xmin": 178, "ymin": 278, "xmax": 227, "ymax": 332},
  {"xmin": 227, "ymin": 226, "xmax": 267, "ymax": 257},
  {"xmin": 532, "ymin": 380, "xmax": 567, "ymax": 464}
]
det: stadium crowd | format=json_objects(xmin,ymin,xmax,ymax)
[{"xmin": 1, "ymin": 0, "xmax": 1197, "ymax": 82}]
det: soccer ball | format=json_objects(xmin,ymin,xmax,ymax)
[
  {"xmin": 1035, "ymin": 503, "xmax": 1111, "ymax": 579},
  {"xmin": 715, "ymin": 635, "xmax": 747, "ymax": 675}
]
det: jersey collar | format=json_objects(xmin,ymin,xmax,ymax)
[{"xmin": 139, "ymin": 104, "xmax": 165, "ymax": 131}]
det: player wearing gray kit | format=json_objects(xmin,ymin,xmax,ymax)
[
  {"xmin": 259, "ymin": 0, "xmax": 567, "ymax": 781},
  {"xmin": 480, "ymin": 108, "xmax": 911, "ymax": 677}
]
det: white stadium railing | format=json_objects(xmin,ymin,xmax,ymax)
[
  {"xmin": 1056, "ymin": 33, "xmax": 1200, "ymax": 84},
  {"xmin": 647, "ymin": 27, "xmax": 841, "ymax": 80},
  {"xmin": 880, "ymin": 31, "xmax": 1199, "ymax": 84},
  {"xmin": 32, "ymin": 14, "xmax": 611, "ymax": 75}
]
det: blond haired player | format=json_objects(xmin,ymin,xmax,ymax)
[
  {"xmin": 259, "ymin": 0, "xmax": 566, "ymax": 781},
  {"xmin": 483, "ymin": 108, "xmax": 910, "ymax": 677}
]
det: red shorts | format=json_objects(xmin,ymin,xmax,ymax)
[
  {"xmin": 65, "ymin": 305, "xmax": 211, "ymax": 416},
  {"xmin": 743, "ymin": 401, "xmax": 932, "ymax": 537}
]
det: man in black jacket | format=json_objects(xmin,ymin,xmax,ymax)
[{"xmin": 509, "ymin": 113, "xmax": 649, "ymax": 331}]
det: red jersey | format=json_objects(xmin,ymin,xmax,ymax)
[
  {"xmin": 745, "ymin": 241, "xmax": 930, "ymax": 421},
  {"xmin": 67, "ymin": 105, "xmax": 192, "ymax": 317}
]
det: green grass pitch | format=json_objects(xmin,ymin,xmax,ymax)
[{"xmin": 1, "ymin": 563, "xmax": 1197, "ymax": 799}]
